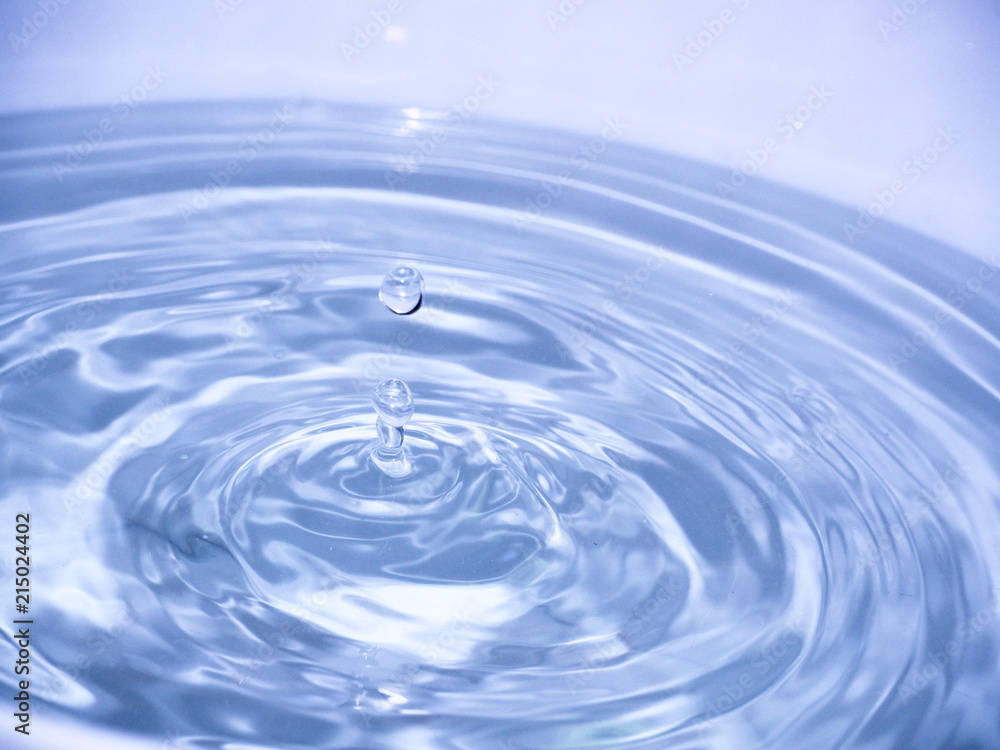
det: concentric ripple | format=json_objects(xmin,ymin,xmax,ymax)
[{"xmin": 1, "ymin": 102, "xmax": 999, "ymax": 750}]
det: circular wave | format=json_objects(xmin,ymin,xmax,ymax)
[{"xmin": 1, "ymin": 102, "xmax": 998, "ymax": 750}]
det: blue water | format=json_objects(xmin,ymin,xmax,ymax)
[{"xmin": 1, "ymin": 102, "xmax": 999, "ymax": 749}]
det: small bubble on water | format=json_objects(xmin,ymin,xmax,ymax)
[{"xmin": 379, "ymin": 265, "xmax": 423, "ymax": 315}]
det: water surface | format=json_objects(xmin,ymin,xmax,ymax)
[{"xmin": 1, "ymin": 102, "xmax": 999, "ymax": 749}]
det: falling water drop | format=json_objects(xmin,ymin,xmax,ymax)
[
  {"xmin": 379, "ymin": 265, "xmax": 424, "ymax": 314},
  {"xmin": 370, "ymin": 378, "xmax": 414, "ymax": 477}
]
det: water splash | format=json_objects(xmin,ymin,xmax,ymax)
[
  {"xmin": 379, "ymin": 265, "xmax": 423, "ymax": 314},
  {"xmin": 370, "ymin": 378, "xmax": 414, "ymax": 477}
]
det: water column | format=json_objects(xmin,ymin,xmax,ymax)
[{"xmin": 370, "ymin": 378, "xmax": 414, "ymax": 477}]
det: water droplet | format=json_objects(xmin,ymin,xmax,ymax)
[
  {"xmin": 372, "ymin": 378, "xmax": 413, "ymax": 427},
  {"xmin": 371, "ymin": 379, "xmax": 414, "ymax": 477},
  {"xmin": 379, "ymin": 265, "xmax": 423, "ymax": 315}
]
